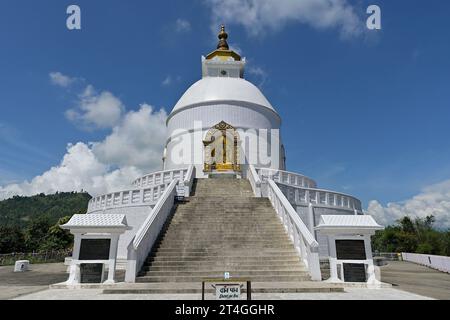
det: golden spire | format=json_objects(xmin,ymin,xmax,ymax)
[
  {"xmin": 217, "ymin": 25, "xmax": 229, "ymax": 51},
  {"xmin": 205, "ymin": 25, "xmax": 241, "ymax": 61}
]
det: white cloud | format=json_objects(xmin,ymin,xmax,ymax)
[
  {"xmin": 175, "ymin": 18, "xmax": 192, "ymax": 33},
  {"xmin": 92, "ymin": 104, "xmax": 167, "ymax": 171},
  {"xmin": 367, "ymin": 180, "xmax": 450, "ymax": 229},
  {"xmin": 247, "ymin": 66, "xmax": 268, "ymax": 88},
  {"xmin": 65, "ymin": 85, "xmax": 125, "ymax": 130},
  {"xmin": 49, "ymin": 72, "xmax": 76, "ymax": 88},
  {"xmin": 0, "ymin": 143, "xmax": 113, "ymax": 199},
  {"xmin": 203, "ymin": 0, "xmax": 363, "ymax": 38},
  {"xmin": 162, "ymin": 76, "xmax": 172, "ymax": 86},
  {"xmin": 0, "ymin": 85, "xmax": 168, "ymax": 200},
  {"xmin": 162, "ymin": 75, "xmax": 182, "ymax": 87}
]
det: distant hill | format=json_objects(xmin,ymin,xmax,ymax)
[{"xmin": 0, "ymin": 192, "xmax": 91, "ymax": 228}]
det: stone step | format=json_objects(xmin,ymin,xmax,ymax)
[
  {"xmin": 147, "ymin": 255, "xmax": 301, "ymax": 262},
  {"xmin": 169, "ymin": 216, "xmax": 279, "ymax": 220},
  {"xmin": 156, "ymin": 245, "xmax": 295, "ymax": 251},
  {"xmin": 136, "ymin": 275, "xmax": 312, "ymax": 283},
  {"xmin": 184, "ymin": 198, "xmax": 268, "ymax": 202},
  {"xmin": 172, "ymin": 211, "xmax": 277, "ymax": 215},
  {"xmin": 143, "ymin": 265, "xmax": 306, "ymax": 272},
  {"xmin": 149, "ymin": 252, "xmax": 298, "ymax": 259},
  {"xmin": 163, "ymin": 231, "xmax": 286, "ymax": 236},
  {"xmin": 167, "ymin": 222, "xmax": 281, "ymax": 226},
  {"xmin": 156, "ymin": 240, "xmax": 294, "ymax": 245},
  {"xmin": 140, "ymin": 270, "xmax": 309, "ymax": 277},
  {"xmin": 146, "ymin": 261, "xmax": 304, "ymax": 268},
  {"xmin": 164, "ymin": 226, "xmax": 286, "ymax": 231},
  {"xmin": 163, "ymin": 229, "xmax": 286, "ymax": 235},
  {"xmin": 159, "ymin": 236, "xmax": 289, "ymax": 241},
  {"xmin": 153, "ymin": 248, "xmax": 297, "ymax": 254}
]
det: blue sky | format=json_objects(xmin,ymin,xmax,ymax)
[{"xmin": 0, "ymin": 1, "xmax": 449, "ymax": 226}]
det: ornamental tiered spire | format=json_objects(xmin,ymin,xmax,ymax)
[
  {"xmin": 217, "ymin": 25, "xmax": 229, "ymax": 50},
  {"xmin": 205, "ymin": 25, "xmax": 241, "ymax": 61}
]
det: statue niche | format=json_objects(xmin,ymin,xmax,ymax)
[{"xmin": 203, "ymin": 121, "xmax": 240, "ymax": 172}]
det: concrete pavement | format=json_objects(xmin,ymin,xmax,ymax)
[
  {"xmin": 379, "ymin": 261, "xmax": 450, "ymax": 300},
  {"xmin": 2, "ymin": 260, "xmax": 449, "ymax": 300}
]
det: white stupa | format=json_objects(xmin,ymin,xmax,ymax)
[
  {"xmin": 65, "ymin": 26, "xmax": 382, "ymax": 286},
  {"xmin": 164, "ymin": 25, "xmax": 285, "ymax": 176}
]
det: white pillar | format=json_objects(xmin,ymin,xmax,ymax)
[
  {"xmin": 326, "ymin": 235, "xmax": 342, "ymax": 283},
  {"xmin": 104, "ymin": 234, "xmax": 119, "ymax": 284}
]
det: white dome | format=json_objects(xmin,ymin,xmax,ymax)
[{"xmin": 171, "ymin": 77, "xmax": 276, "ymax": 114}]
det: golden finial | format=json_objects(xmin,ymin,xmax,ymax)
[{"xmin": 217, "ymin": 25, "xmax": 229, "ymax": 51}]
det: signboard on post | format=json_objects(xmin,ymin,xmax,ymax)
[
  {"xmin": 201, "ymin": 278, "xmax": 251, "ymax": 300},
  {"xmin": 215, "ymin": 283, "xmax": 241, "ymax": 300}
]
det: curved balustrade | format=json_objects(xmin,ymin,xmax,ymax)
[
  {"xmin": 87, "ymin": 166, "xmax": 195, "ymax": 214},
  {"xmin": 87, "ymin": 185, "xmax": 167, "ymax": 213},
  {"xmin": 277, "ymin": 182, "xmax": 362, "ymax": 212},
  {"xmin": 256, "ymin": 168, "xmax": 317, "ymax": 188},
  {"xmin": 255, "ymin": 167, "xmax": 362, "ymax": 213},
  {"xmin": 132, "ymin": 168, "xmax": 189, "ymax": 188}
]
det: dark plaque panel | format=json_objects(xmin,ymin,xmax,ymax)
[
  {"xmin": 336, "ymin": 240, "xmax": 366, "ymax": 260},
  {"xmin": 79, "ymin": 239, "xmax": 111, "ymax": 260},
  {"xmin": 343, "ymin": 263, "xmax": 367, "ymax": 282},
  {"xmin": 80, "ymin": 263, "xmax": 104, "ymax": 284}
]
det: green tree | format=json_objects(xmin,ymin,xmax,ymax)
[
  {"xmin": 372, "ymin": 215, "xmax": 449, "ymax": 256},
  {"xmin": 24, "ymin": 216, "xmax": 52, "ymax": 252},
  {"xmin": 0, "ymin": 225, "xmax": 25, "ymax": 253},
  {"xmin": 39, "ymin": 216, "xmax": 74, "ymax": 251}
]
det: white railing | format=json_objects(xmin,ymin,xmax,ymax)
[
  {"xmin": 87, "ymin": 185, "xmax": 168, "ymax": 213},
  {"xmin": 180, "ymin": 165, "xmax": 195, "ymax": 197},
  {"xmin": 402, "ymin": 252, "xmax": 450, "ymax": 274},
  {"xmin": 276, "ymin": 182, "xmax": 363, "ymax": 212},
  {"xmin": 267, "ymin": 179, "xmax": 322, "ymax": 281},
  {"xmin": 87, "ymin": 166, "xmax": 195, "ymax": 214},
  {"xmin": 132, "ymin": 168, "xmax": 189, "ymax": 188},
  {"xmin": 125, "ymin": 179, "xmax": 178, "ymax": 283},
  {"xmin": 247, "ymin": 165, "xmax": 262, "ymax": 197},
  {"xmin": 256, "ymin": 168, "xmax": 317, "ymax": 189}
]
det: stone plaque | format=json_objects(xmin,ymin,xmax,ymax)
[
  {"xmin": 343, "ymin": 263, "xmax": 367, "ymax": 282},
  {"xmin": 79, "ymin": 239, "xmax": 111, "ymax": 260},
  {"xmin": 336, "ymin": 240, "xmax": 366, "ymax": 260},
  {"xmin": 80, "ymin": 263, "xmax": 104, "ymax": 284}
]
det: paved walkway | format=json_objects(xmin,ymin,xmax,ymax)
[
  {"xmin": 379, "ymin": 261, "xmax": 450, "ymax": 300},
  {"xmin": 2, "ymin": 261, "xmax": 448, "ymax": 300},
  {"xmin": 0, "ymin": 263, "xmax": 67, "ymax": 300},
  {"xmin": 13, "ymin": 287, "xmax": 431, "ymax": 300}
]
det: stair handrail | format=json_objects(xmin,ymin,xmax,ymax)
[
  {"xmin": 125, "ymin": 179, "xmax": 178, "ymax": 283},
  {"xmin": 267, "ymin": 179, "xmax": 322, "ymax": 281},
  {"xmin": 182, "ymin": 165, "xmax": 196, "ymax": 197},
  {"xmin": 247, "ymin": 165, "xmax": 262, "ymax": 197}
]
